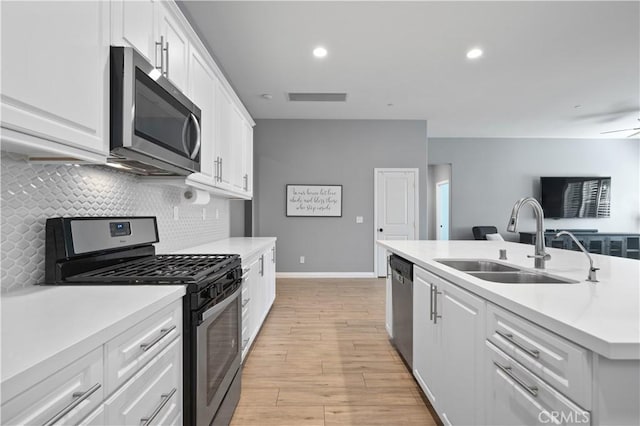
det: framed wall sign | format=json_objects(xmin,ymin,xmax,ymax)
[{"xmin": 286, "ymin": 185, "xmax": 343, "ymax": 217}]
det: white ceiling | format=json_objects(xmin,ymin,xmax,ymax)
[{"xmin": 178, "ymin": 1, "xmax": 640, "ymax": 139}]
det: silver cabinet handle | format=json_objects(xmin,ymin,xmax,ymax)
[
  {"xmin": 219, "ymin": 158, "xmax": 223, "ymax": 181},
  {"xmin": 243, "ymin": 174, "xmax": 249, "ymax": 191},
  {"xmin": 242, "ymin": 298, "xmax": 251, "ymax": 307},
  {"xmin": 259, "ymin": 255, "xmax": 264, "ymax": 276},
  {"xmin": 43, "ymin": 383, "xmax": 102, "ymax": 426},
  {"xmin": 154, "ymin": 36, "xmax": 163, "ymax": 71},
  {"xmin": 495, "ymin": 330, "xmax": 540, "ymax": 359},
  {"xmin": 429, "ymin": 283, "xmax": 435, "ymax": 321},
  {"xmin": 140, "ymin": 325, "xmax": 177, "ymax": 352},
  {"xmin": 140, "ymin": 388, "xmax": 177, "ymax": 426},
  {"xmin": 214, "ymin": 157, "xmax": 220, "ymax": 181},
  {"xmin": 272, "ymin": 247, "xmax": 276, "ymax": 263},
  {"xmin": 433, "ymin": 285, "xmax": 442, "ymax": 324},
  {"xmin": 494, "ymin": 362, "xmax": 539, "ymax": 397}
]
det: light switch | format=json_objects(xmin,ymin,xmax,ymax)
[{"xmin": 356, "ymin": 216, "xmax": 364, "ymax": 224}]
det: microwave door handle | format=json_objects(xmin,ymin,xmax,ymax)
[
  {"xmin": 189, "ymin": 113, "xmax": 201, "ymax": 160},
  {"xmin": 181, "ymin": 115, "xmax": 190, "ymax": 157}
]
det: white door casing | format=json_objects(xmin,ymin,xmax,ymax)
[{"xmin": 374, "ymin": 168, "xmax": 419, "ymax": 277}]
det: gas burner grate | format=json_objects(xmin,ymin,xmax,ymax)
[{"xmin": 67, "ymin": 254, "xmax": 238, "ymax": 283}]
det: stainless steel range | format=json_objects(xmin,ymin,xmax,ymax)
[{"xmin": 44, "ymin": 216, "xmax": 242, "ymax": 426}]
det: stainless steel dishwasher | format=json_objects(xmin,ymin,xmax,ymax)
[{"xmin": 390, "ymin": 254, "xmax": 413, "ymax": 368}]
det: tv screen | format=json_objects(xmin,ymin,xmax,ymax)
[{"xmin": 541, "ymin": 177, "xmax": 611, "ymax": 219}]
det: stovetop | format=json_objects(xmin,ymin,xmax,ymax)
[{"xmin": 66, "ymin": 254, "xmax": 239, "ymax": 284}]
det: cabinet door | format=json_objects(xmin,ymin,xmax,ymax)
[
  {"xmin": 1, "ymin": 347, "xmax": 103, "ymax": 425},
  {"xmin": 105, "ymin": 338, "xmax": 182, "ymax": 426},
  {"xmin": 157, "ymin": 2, "xmax": 189, "ymax": 92},
  {"xmin": 215, "ymin": 83, "xmax": 234, "ymax": 188},
  {"xmin": 229, "ymin": 106, "xmax": 245, "ymax": 191},
  {"xmin": 242, "ymin": 120, "xmax": 254, "ymax": 196},
  {"xmin": 1, "ymin": 1, "xmax": 109, "ymax": 155},
  {"xmin": 439, "ymin": 279, "xmax": 485, "ymax": 426},
  {"xmin": 412, "ymin": 266, "xmax": 443, "ymax": 410},
  {"xmin": 188, "ymin": 47, "xmax": 217, "ymax": 182},
  {"xmin": 111, "ymin": 0, "xmax": 156, "ymax": 63}
]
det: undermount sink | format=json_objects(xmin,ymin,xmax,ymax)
[
  {"xmin": 468, "ymin": 271, "xmax": 578, "ymax": 284},
  {"xmin": 435, "ymin": 258, "xmax": 579, "ymax": 284},
  {"xmin": 436, "ymin": 259, "xmax": 519, "ymax": 273}
]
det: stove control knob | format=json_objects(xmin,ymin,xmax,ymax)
[{"xmin": 207, "ymin": 287, "xmax": 217, "ymax": 299}]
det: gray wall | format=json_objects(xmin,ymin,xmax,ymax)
[
  {"xmin": 428, "ymin": 138, "xmax": 640, "ymax": 240},
  {"xmin": 254, "ymin": 119, "xmax": 428, "ymax": 273}
]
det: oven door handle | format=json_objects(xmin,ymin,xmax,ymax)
[{"xmin": 199, "ymin": 286, "xmax": 241, "ymax": 324}]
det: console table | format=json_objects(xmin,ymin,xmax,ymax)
[{"xmin": 519, "ymin": 231, "xmax": 640, "ymax": 259}]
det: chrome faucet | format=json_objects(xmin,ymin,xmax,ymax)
[
  {"xmin": 555, "ymin": 231, "xmax": 599, "ymax": 282},
  {"xmin": 507, "ymin": 197, "xmax": 550, "ymax": 269}
]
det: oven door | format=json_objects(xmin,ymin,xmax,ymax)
[{"xmin": 195, "ymin": 286, "xmax": 241, "ymax": 426}]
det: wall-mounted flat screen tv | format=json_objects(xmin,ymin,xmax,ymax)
[{"xmin": 541, "ymin": 177, "xmax": 611, "ymax": 218}]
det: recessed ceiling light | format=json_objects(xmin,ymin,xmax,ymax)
[
  {"xmin": 466, "ymin": 48, "xmax": 483, "ymax": 59},
  {"xmin": 313, "ymin": 46, "xmax": 328, "ymax": 58},
  {"xmin": 261, "ymin": 94, "xmax": 273, "ymax": 100},
  {"xmin": 574, "ymin": 104, "xmax": 582, "ymax": 109}
]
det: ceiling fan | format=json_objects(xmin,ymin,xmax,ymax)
[{"xmin": 600, "ymin": 118, "xmax": 640, "ymax": 138}]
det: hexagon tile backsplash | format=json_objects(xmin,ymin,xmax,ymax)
[{"xmin": 1, "ymin": 152, "xmax": 230, "ymax": 292}]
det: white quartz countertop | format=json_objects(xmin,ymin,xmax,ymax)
[
  {"xmin": 170, "ymin": 237, "xmax": 276, "ymax": 261},
  {"xmin": 378, "ymin": 240, "xmax": 640, "ymax": 360},
  {"xmin": 1, "ymin": 285, "xmax": 185, "ymax": 401}
]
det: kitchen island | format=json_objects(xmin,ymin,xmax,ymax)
[{"xmin": 378, "ymin": 240, "xmax": 639, "ymax": 426}]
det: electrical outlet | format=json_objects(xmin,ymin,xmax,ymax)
[
  {"xmin": 202, "ymin": 208, "xmax": 206, "ymax": 220},
  {"xmin": 173, "ymin": 206, "xmax": 179, "ymax": 220},
  {"xmin": 215, "ymin": 208, "xmax": 219, "ymax": 220},
  {"xmin": 356, "ymin": 216, "xmax": 364, "ymax": 224},
  {"xmin": 299, "ymin": 256, "xmax": 305, "ymax": 264}
]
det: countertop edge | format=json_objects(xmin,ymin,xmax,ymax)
[{"xmin": 379, "ymin": 241, "xmax": 640, "ymax": 360}]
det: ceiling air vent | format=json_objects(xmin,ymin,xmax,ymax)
[{"xmin": 287, "ymin": 93, "xmax": 347, "ymax": 102}]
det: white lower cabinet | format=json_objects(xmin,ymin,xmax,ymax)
[
  {"xmin": 486, "ymin": 341, "xmax": 590, "ymax": 426},
  {"xmin": 0, "ymin": 299, "xmax": 183, "ymax": 426},
  {"xmin": 104, "ymin": 338, "xmax": 182, "ymax": 426},
  {"xmin": 241, "ymin": 243, "xmax": 277, "ymax": 361},
  {"xmin": 1, "ymin": 347, "xmax": 104, "ymax": 426},
  {"xmin": 413, "ymin": 265, "xmax": 485, "ymax": 425}
]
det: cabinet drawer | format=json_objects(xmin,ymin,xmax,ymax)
[
  {"xmin": 105, "ymin": 301, "xmax": 181, "ymax": 394},
  {"xmin": 105, "ymin": 337, "xmax": 182, "ymax": 426},
  {"xmin": 1, "ymin": 347, "xmax": 103, "ymax": 426},
  {"xmin": 486, "ymin": 342, "xmax": 590, "ymax": 425},
  {"xmin": 486, "ymin": 304, "xmax": 591, "ymax": 408}
]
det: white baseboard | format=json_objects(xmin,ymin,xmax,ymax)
[{"xmin": 276, "ymin": 272, "xmax": 378, "ymax": 279}]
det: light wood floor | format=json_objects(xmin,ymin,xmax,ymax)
[{"xmin": 230, "ymin": 278, "xmax": 437, "ymax": 426}]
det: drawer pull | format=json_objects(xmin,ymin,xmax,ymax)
[
  {"xmin": 140, "ymin": 388, "xmax": 177, "ymax": 426},
  {"xmin": 43, "ymin": 383, "xmax": 102, "ymax": 426},
  {"xmin": 140, "ymin": 325, "xmax": 177, "ymax": 352},
  {"xmin": 496, "ymin": 330, "xmax": 540, "ymax": 359},
  {"xmin": 494, "ymin": 362, "xmax": 539, "ymax": 397},
  {"xmin": 242, "ymin": 298, "xmax": 251, "ymax": 307}
]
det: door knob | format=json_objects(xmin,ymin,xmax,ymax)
[{"xmin": 378, "ymin": 228, "xmax": 383, "ymax": 232}]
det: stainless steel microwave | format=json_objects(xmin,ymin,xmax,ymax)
[{"xmin": 110, "ymin": 46, "xmax": 201, "ymax": 176}]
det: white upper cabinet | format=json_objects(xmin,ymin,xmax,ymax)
[
  {"xmin": 1, "ymin": 0, "xmax": 109, "ymax": 159},
  {"xmin": 187, "ymin": 47, "xmax": 217, "ymax": 181},
  {"xmin": 110, "ymin": 0, "xmax": 156, "ymax": 63},
  {"xmin": 242, "ymin": 121, "xmax": 254, "ymax": 196},
  {"xmin": 156, "ymin": 2, "xmax": 190, "ymax": 92},
  {"xmin": 215, "ymin": 82, "xmax": 234, "ymax": 189},
  {"xmin": 229, "ymin": 106, "xmax": 245, "ymax": 192}
]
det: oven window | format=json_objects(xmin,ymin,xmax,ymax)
[{"xmin": 206, "ymin": 300, "xmax": 239, "ymax": 405}]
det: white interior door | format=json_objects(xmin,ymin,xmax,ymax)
[
  {"xmin": 436, "ymin": 181, "xmax": 450, "ymax": 240},
  {"xmin": 375, "ymin": 169, "xmax": 419, "ymax": 276}
]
